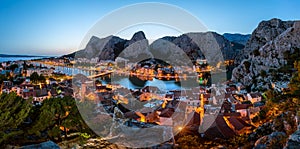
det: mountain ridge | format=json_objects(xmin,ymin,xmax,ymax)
[{"xmin": 70, "ymin": 31, "xmax": 244, "ymax": 62}]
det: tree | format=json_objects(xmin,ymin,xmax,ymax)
[
  {"xmin": 22, "ymin": 61, "xmax": 27, "ymax": 70},
  {"xmin": 243, "ymin": 61, "xmax": 251, "ymax": 73},
  {"xmin": 0, "ymin": 74, "xmax": 7, "ymax": 84},
  {"xmin": 0, "ymin": 92, "xmax": 32, "ymax": 145},
  {"xmin": 289, "ymin": 61, "xmax": 300, "ymax": 96},
  {"xmin": 228, "ymin": 134, "xmax": 249, "ymax": 148},
  {"xmin": 253, "ymin": 49, "xmax": 260, "ymax": 56},
  {"xmin": 260, "ymin": 70, "xmax": 267, "ymax": 78},
  {"xmin": 177, "ymin": 135, "xmax": 201, "ymax": 149},
  {"xmin": 28, "ymin": 96, "xmax": 89, "ymax": 141},
  {"xmin": 30, "ymin": 72, "xmax": 40, "ymax": 84},
  {"xmin": 39, "ymin": 74, "xmax": 46, "ymax": 84},
  {"xmin": 9, "ymin": 64, "xmax": 18, "ymax": 71},
  {"xmin": 29, "ymin": 72, "xmax": 46, "ymax": 84}
]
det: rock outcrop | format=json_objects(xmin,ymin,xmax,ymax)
[
  {"xmin": 76, "ymin": 31, "xmax": 147, "ymax": 61},
  {"xmin": 75, "ymin": 35, "xmax": 125, "ymax": 60},
  {"xmin": 161, "ymin": 32, "xmax": 236, "ymax": 61},
  {"xmin": 284, "ymin": 125, "xmax": 300, "ymax": 149},
  {"xmin": 124, "ymin": 31, "xmax": 146, "ymax": 46},
  {"xmin": 249, "ymin": 111, "xmax": 298, "ymax": 149},
  {"xmin": 254, "ymin": 131, "xmax": 287, "ymax": 149},
  {"xmin": 75, "ymin": 31, "xmax": 239, "ymax": 63},
  {"xmin": 235, "ymin": 18, "xmax": 294, "ymax": 64},
  {"xmin": 19, "ymin": 141, "xmax": 60, "ymax": 149},
  {"xmin": 232, "ymin": 19, "xmax": 300, "ymax": 89}
]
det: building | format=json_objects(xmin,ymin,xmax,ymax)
[
  {"xmin": 184, "ymin": 98, "xmax": 200, "ymax": 114},
  {"xmin": 225, "ymin": 116, "xmax": 253, "ymax": 134},
  {"xmin": 33, "ymin": 88, "xmax": 49, "ymax": 102},
  {"xmin": 1, "ymin": 81, "xmax": 13, "ymax": 94},
  {"xmin": 234, "ymin": 103, "xmax": 253, "ymax": 118},
  {"xmin": 203, "ymin": 115, "xmax": 236, "ymax": 139},
  {"xmin": 26, "ymin": 68, "xmax": 54, "ymax": 77},
  {"xmin": 247, "ymin": 93, "xmax": 262, "ymax": 103}
]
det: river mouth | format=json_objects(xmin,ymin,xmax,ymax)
[
  {"xmin": 103, "ymin": 74, "xmax": 206, "ymax": 92},
  {"xmin": 102, "ymin": 74, "xmax": 184, "ymax": 91}
]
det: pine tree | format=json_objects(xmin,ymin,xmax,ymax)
[
  {"xmin": 289, "ymin": 61, "xmax": 300, "ymax": 96},
  {"xmin": 0, "ymin": 92, "xmax": 32, "ymax": 145},
  {"xmin": 28, "ymin": 96, "xmax": 88, "ymax": 141}
]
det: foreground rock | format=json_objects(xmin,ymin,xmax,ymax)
[
  {"xmin": 284, "ymin": 125, "xmax": 300, "ymax": 149},
  {"xmin": 18, "ymin": 141, "xmax": 60, "ymax": 149},
  {"xmin": 254, "ymin": 132, "xmax": 287, "ymax": 149},
  {"xmin": 58, "ymin": 138, "xmax": 126, "ymax": 149},
  {"xmin": 248, "ymin": 111, "xmax": 298, "ymax": 149}
]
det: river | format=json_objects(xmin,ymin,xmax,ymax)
[{"xmin": 33, "ymin": 62, "xmax": 185, "ymax": 90}]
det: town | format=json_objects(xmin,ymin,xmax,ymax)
[{"xmin": 0, "ymin": 56, "xmax": 284, "ymax": 142}]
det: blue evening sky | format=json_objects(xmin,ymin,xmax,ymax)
[{"xmin": 0, "ymin": 0, "xmax": 299, "ymax": 56}]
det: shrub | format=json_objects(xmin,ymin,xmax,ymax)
[
  {"xmin": 253, "ymin": 49, "xmax": 260, "ymax": 56},
  {"xmin": 260, "ymin": 70, "xmax": 267, "ymax": 78}
]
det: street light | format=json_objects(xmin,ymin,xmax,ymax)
[{"xmin": 178, "ymin": 126, "xmax": 183, "ymax": 131}]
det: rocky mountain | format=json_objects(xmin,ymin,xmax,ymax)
[
  {"xmin": 235, "ymin": 18, "xmax": 294, "ymax": 64},
  {"xmin": 75, "ymin": 31, "xmax": 241, "ymax": 63},
  {"xmin": 159, "ymin": 32, "xmax": 236, "ymax": 62},
  {"xmin": 117, "ymin": 31, "xmax": 152, "ymax": 62},
  {"xmin": 222, "ymin": 33, "xmax": 250, "ymax": 63},
  {"xmin": 223, "ymin": 33, "xmax": 251, "ymax": 45},
  {"xmin": 75, "ymin": 31, "xmax": 148, "ymax": 61},
  {"xmin": 232, "ymin": 19, "xmax": 300, "ymax": 90}
]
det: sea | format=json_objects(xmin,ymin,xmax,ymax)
[{"xmin": 0, "ymin": 56, "xmax": 45, "ymax": 63}]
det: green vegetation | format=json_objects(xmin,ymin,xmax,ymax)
[
  {"xmin": 253, "ymin": 49, "xmax": 260, "ymax": 56},
  {"xmin": 260, "ymin": 70, "xmax": 267, "ymax": 78},
  {"xmin": 0, "ymin": 74, "xmax": 7, "ymax": 84},
  {"xmin": 30, "ymin": 72, "xmax": 46, "ymax": 84},
  {"xmin": 289, "ymin": 61, "xmax": 300, "ymax": 96},
  {"xmin": 28, "ymin": 96, "xmax": 92, "ymax": 142},
  {"xmin": 0, "ymin": 93, "xmax": 32, "ymax": 145},
  {"xmin": 177, "ymin": 135, "xmax": 201, "ymax": 149},
  {"xmin": 0, "ymin": 93, "xmax": 93, "ymax": 147},
  {"xmin": 8, "ymin": 64, "xmax": 18, "ymax": 71},
  {"xmin": 176, "ymin": 134, "xmax": 251, "ymax": 149},
  {"xmin": 243, "ymin": 60, "xmax": 251, "ymax": 73}
]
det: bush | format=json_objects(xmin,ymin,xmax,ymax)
[
  {"xmin": 243, "ymin": 61, "xmax": 251, "ymax": 72},
  {"xmin": 260, "ymin": 70, "xmax": 267, "ymax": 78},
  {"xmin": 253, "ymin": 49, "xmax": 260, "ymax": 56}
]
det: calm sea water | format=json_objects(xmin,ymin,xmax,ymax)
[{"xmin": 0, "ymin": 57, "xmax": 44, "ymax": 63}]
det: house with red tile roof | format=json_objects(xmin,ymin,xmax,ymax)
[
  {"xmin": 203, "ymin": 115, "xmax": 236, "ymax": 139},
  {"xmin": 225, "ymin": 116, "xmax": 254, "ymax": 134}
]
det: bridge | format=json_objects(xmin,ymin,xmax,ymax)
[
  {"xmin": 88, "ymin": 70, "xmax": 114, "ymax": 79},
  {"xmin": 88, "ymin": 70, "xmax": 211, "ymax": 80}
]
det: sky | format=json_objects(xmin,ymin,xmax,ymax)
[{"xmin": 0, "ymin": 0, "xmax": 299, "ymax": 56}]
